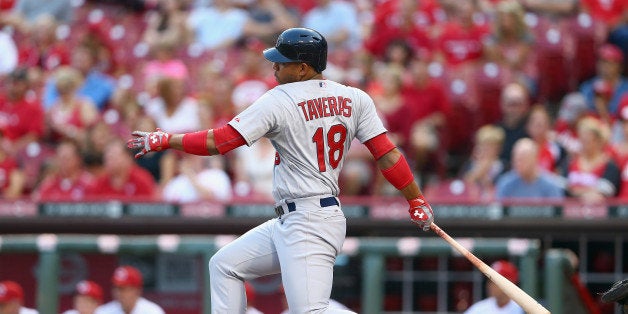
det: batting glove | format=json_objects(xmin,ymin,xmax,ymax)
[
  {"xmin": 127, "ymin": 128, "xmax": 171, "ymax": 158},
  {"xmin": 408, "ymin": 195, "xmax": 434, "ymax": 231}
]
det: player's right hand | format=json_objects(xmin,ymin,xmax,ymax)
[
  {"xmin": 127, "ymin": 128, "xmax": 171, "ymax": 158},
  {"xmin": 408, "ymin": 195, "xmax": 434, "ymax": 232}
]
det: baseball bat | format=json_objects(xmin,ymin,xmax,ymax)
[{"xmin": 430, "ymin": 223, "xmax": 551, "ymax": 314}]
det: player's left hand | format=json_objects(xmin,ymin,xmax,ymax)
[
  {"xmin": 127, "ymin": 128, "xmax": 171, "ymax": 158},
  {"xmin": 408, "ymin": 195, "xmax": 434, "ymax": 231}
]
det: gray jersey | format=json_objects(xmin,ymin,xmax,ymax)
[{"xmin": 229, "ymin": 79, "xmax": 386, "ymax": 201}]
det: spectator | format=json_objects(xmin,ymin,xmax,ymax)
[
  {"xmin": 613, "ymin": 97, "xmax": 628, "ymax": 161},
  {"xmin": 0, "ymin": 68, "xmax": 44, "ymax": 153},
  {"xmin": 555, "ymin": 92, "xmax": 589, "ymax": 156},
  {"xmin": 564, "ymin": 116, "xmax": 620, "ymax": 203},
  {"xmin": 495, "ymin": 138, "xmax": 564, "ymax": 200},
  {"xmin": 0, "ymin": 28, "xmax": 17, "ymax": 75},
  {"xmin": 579, "ymin": 44, "xmax": 628, "ymax": 123},
  {"xmin": 61, "ymin": 280, "xmax": 103, "ymax": 314},
  {"xmin": 43, "ymin": 44, "xmax": 116, "ymax": 111},
  {"xmin": 15, "ymin": 15, "xmax": 70, "ymax": 72},
  {"xmin": 45, "ymin": 66, "xmax": 99, "ymax": 144},
  {"xmin": 144, "ymin": 77, "xmax": 201, "ymax": 134},
  {"xmin": 302, "ymin": 0, "xmax": 361, "ymax": 54},
  {"xmin": 230, "ymin": 39, "xmax": 276, "ymax": 113},
  {"xmin": 240, "ymin": 0, "xmax": 298, "ymax": 44},
  {"xmin": 464, "ymin": 260, "xmax": 523, "ymax": 314},
  {"xmin": 496, "ymin": 82, "xmax": 531, "ymax": 167},
  {"xmin": 580, "ymin": 0, "xmax": 626, "ymax": 30},
  {"xmin": 381, "ymin": 39, "xmax": 414, "ymax": 70},
  {"xmin": 186, "ymin": 0, "xmax": 249, "ymax": 51},
  {"xmin": 0, "ymin": 133, "xmax": 25, "ymax": 200},
  {"xmin": 368, "ymin": 65, "xmax": 405, "ymax": 136},
  {"xmin": 232, "ymin": 138, "xmax": 275, "ymax": 199},
  {"xmin": 6, "ymin": 0, "xmax": 72, "ymax": 26},
  {"xmin": 141, "ymin": 0, "xmax": 191, "ymax": 51},
  {"xmin": 90, "ymin": 140, "xmax": 156, "ymax": 200},
  {"xmin": 483, "ymin": 0, "xmax": 536, "ymax": 90},
  {"xmin": 162, "ymin": 154, "xmax": 232, "ymax": 203},
  {"xmin": 195, "ymin": 64, "xmax": 236, "ymax": 128},
  {"xmin": 613, "ymin": 100, "xmax": 628, "ymax": 200},
  {"xmin": 462, "ymin": 124, "xmax": 506, "ymax": 199},
  {"xmin": 141, "ymin": 40, "xmax": 189, "ymax": 96},
  {"xmin": 96, "ymin": 266, "xmax": 164, "ymax": 314},
  {"xmin": 525, "ymin": 105, "xmax": 566, "ymax": 173},
  {"xmin": 402, "ymin": 55, "xmax": 451, "ymax": 184},
  {"xmin": 33, "ymin": 140, "xmax": 94, "ymax": 201},
  {"xmin": 362, "ymin": 0, "xmax": 436, "ymax": 60},
  {"xmin": 432, "ymin": 0, "xmax": 490, "ymax": 67},
  {"xmin": 0, "ymin": 280, "xmax": 37, "ymax": 314}
]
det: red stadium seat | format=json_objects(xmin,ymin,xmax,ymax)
[
  {"xmin": 535, "ymin": 26, "xmax": 570, "ymax": 104},
  {"xmin": 570, "ymin": 13, "xmax": 598, "ymax": 86}
]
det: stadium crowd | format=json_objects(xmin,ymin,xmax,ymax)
[{"xmin": 0, "ymin": 0, "xmax": 627, "ymax": 204}]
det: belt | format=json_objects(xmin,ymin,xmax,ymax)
[{"xmin": 274, "ymin": 196, "xmax": 339, "ymax": 217}]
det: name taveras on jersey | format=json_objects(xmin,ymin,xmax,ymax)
[{"xmin": 297, "ymin": 96, "xmax": 352, "ymax": 121}]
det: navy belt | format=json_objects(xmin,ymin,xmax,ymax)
[{"xmin": 274, "ymin": 196, "xmax": 339, "ymax": 217}]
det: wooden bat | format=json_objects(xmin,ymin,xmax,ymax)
[{"xmin": 430, "ymin": 223, "xmax": 551, "ymax": 314}]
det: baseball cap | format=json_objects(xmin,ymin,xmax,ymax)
[
  {"xmin": 599, "ymin": 44, "xmax": 623, "ymax": 63},
  {"xmin": 491, "ymin": 260, "xmax": 519, "ymax": 284},
  {"xmin": 75, "ymin": 280, "xmax": 103, "ymax": 302},
  {"xmin": 0, "ymin": 281, "xmax": 24, "ymax": 303},
  {"xmin": 111, "ymin": 266, "xmax": 143, "ymax": 288},
  {"xmin": 558, "ymin": 92, "xmax": 587, "ymax": 123}
]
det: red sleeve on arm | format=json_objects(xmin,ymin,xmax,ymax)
[
  {"xmin": 364, "ymin": 133, "xmax": 396, "ymax": 160},
  {"xmin": 213, "ymin": 124, "xmax": 247, "ymax": 155}
]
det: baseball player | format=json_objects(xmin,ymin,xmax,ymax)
[
  {"xmin": 128, "ymin": 27, "xmax": 434, "ymax": 313},
  {"xmin": 464, "ymin": 260, "xmax": 524, "ymax": 314},
  {"xmin": 61, "ymin": 280, "xmax": 103, "ymax": 314},
  {"xmin": 0, "ymin": 281, "xmax": 38, "ymax": 314},
  {"xmin": 95, "ymin": 266, "xmax": 164, "ymax": 314}
]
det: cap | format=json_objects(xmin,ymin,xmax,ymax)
[
  {"xmin": 111, "ymin": 266, "xmax": 143, "ymax": 288},
  {"xmin": 75, "ymin": 280, "xmax": 103, "ymax": 302},
  {"xmin": 599, "ymin": 44, "xmax": 623, "ymax": 63},
  {"xmin": 491, "ymin": 260, "xmax": 519, "ymax": 284},
  {"xmin": 558, "ymin": 92, "xmax": 587, "ymax": 122},
  {"xmin": 0, "ymin": 281, "xmax": 24, "ymax": 303}
]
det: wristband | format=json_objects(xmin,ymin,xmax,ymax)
[
  {"xmin": 381, "ymin": 154, "xmax": 414, "ymax": 190},
  {"xmin": 182, "ymin": 130, "xmax": 210, "ymax": 156}
]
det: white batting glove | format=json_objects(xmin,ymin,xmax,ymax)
[
  {"xmin": 408, "ymin": 195, "xmax": 434, "ymax": 231},
  {"xmin": 126, "ymin": 128, "xmax": 171, "ymax": 158}
]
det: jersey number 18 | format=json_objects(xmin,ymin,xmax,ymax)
[{"xmin": 312, "ymin": 124, "xmax": 347, "ymax": 172}]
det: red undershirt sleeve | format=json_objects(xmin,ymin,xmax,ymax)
[
  {"xmin": 364, "ymin": 133, "xmax": 396, "ymax": 160},
  {"xmin": 213, "ymin": 124, "xmax": 247, "ymax": 155}
]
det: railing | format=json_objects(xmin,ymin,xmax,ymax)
[{"xmin": 0, "ymin": 234, "xmax": 541, "ymax": 314}]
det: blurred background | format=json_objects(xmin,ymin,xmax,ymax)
[{"xmin": 0, "ymin": 0, "xmax": 627, "ymax": 313}]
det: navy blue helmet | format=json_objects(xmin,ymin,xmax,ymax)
[{"xmin": 263, "ymin": 28, "xmax": 328, "ymax": 73}]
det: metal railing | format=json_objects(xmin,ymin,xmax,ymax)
[{"xmin": 0, "ymin": 234, "xmax": 544, "ymax": 314}]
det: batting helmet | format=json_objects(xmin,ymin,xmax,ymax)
[{"xmin": 263, "ymin": 28, "xmax": 328, "ymax": 73}]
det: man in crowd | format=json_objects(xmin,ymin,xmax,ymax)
[
  {"xmin": 464, "ymin": 260, "xmax": 524, "ymax": 314},
  {"xmin": 95, "ymin": 266, "xmax": 164, "ymax": 314},
  {"xmin": 0, "ymin": 281, "xmax": 38, "ymax": 314}
]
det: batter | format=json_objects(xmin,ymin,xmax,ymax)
[{"xmin": 128, "ymin": 28, "xmax": 435, "ymax": 314}]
